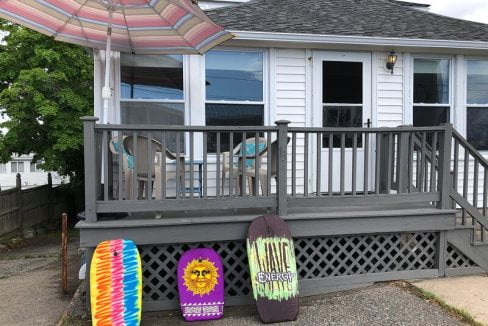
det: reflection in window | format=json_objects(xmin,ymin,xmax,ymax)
[
  {"xmin": 467, "ymin": 60, "xmax": 488, "ymax": 150},
  {"xmin": 322, "ymin": 60, "xmax": 363, "ymax": 148},
  {"xmin": 205, "ymin": 50, "xmax": 263, "ymax": 101},
  {"xmin": 206, "ymin": 104, "xmax": 264, "ymax": 153},
  {"xmin": 121, "ymin": 102, "xmax": 184, "ymax": 153},
  {"xmin": 205, "ymin": 50, "xmax": 265, "ymax": 152},
  {"xmin": 413, "ymin": 59, "xmax": 450, "ymax": 104},
  {"xmin": 120, "ymin": 53, "xmax": 185, "ymax": 152},
  {"xmin": 413, "ymin": 58, "xmax": 450, "ymax": 128},
  {"xmin": 467, "ymin": 107, "xmax": 488, "ymax": 150},
  {"xmin": 121, "ymin": 54, "xmax": 183, "ymax": 100},
  {"xmin": 467, "ymin": 60, "xmax": 488, "ymax": 104},
  {"xmin": 0, "ymin": 163, "xmax": 5, "ymax": 173},
  {"xmin": 413, "ymin": 106, "xmax": 449, "ymax": 127},
  {"xmin": 323, "ymin": 106, "xmax": 363, "ymax": 147}
]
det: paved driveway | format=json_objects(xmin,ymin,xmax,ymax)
[{"xmin": 0, "ymin": 234, "xmax": 80, "ymax": 326}]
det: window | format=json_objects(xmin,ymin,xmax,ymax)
[
  {"xmin": 0, "ymin": 164, "xmax": 5, "ymax": 173},
  {"xmin": 467, "ymin": 59, "xmax": 488, "ymax": 150},
  {"xmin": 412, "ymin": 58, "xmax": 450, "ymax": 127},
  {"xmin": 322, "ymin": 61, "xmax": 363, "ymax": 147},
  {"xmin": 120, "ymin": 54, "xmax": 185, "ymax": 152},
  {"xmin": 30, "ymin": 162, "xmax": 42, "ymax": 172},
  {"xmin": 205, "ymin": 50, "xmax": 264, "ymax": 152},
  {"xmin": 11, "ymin": 162, "xmax": 24, "ymax": 173}
]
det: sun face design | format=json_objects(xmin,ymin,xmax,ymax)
[{"xmin": 183, "ymin": 258, "xmax": 219, "ymax": 297}]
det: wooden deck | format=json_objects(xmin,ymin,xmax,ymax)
[
  {"xmin": 77, "ymin": 203, "xmax": 456, "ymax": 247},
  {"xmin": 78, "ymin": 119, "xmax": 488, "ymax": 311}
]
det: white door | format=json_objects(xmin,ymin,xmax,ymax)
[{"xmin": 312, "ymin": 51, "xmax": 372, "ymax": 194}]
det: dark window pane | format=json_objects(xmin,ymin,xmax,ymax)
[
  {"xmin": 323, "ymin": 61, "xmax": 362, "ymax": 104},
  {"xmin": 121, "ymin": 54, "xmax": 183, "ymax": 100},
  {"xmin": 205, "ymin": 103, "xmax": 264, "ymax": 152},
  {"xmin": 413, "ymin": 59, "xmax": 449, "ymax": 104},
  {"xmin": 121, "ymin": 102, "xmax": 184, "ymax": 153},
  {"xmin": 467, "ymin": 60, "xmax": 488, "ymax": 104},
  {"xmin": 467, "ymin": 107, "xmax": 488, "ymax": 150},
  {"xmin": 205, "ymin": 51, "xmax": 263, "ymax": 101},
  {"xmin": 322, "ymin": 106, "xmax": 362, "ymax": 147},
  {"xmin": 413, "ymin": 106, "xmax": 449, "ymax": 127}
]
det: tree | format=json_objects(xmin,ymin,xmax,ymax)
[{"xmin": 0, "ymin": 20, "xmax": 94, "ymax": 181}]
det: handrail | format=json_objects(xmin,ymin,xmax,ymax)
[
  {"xmin": 449, "ymin": 127, "xmax": 488, "ymax": 244},
  {"xmin": 452, "ymin": 129, "xmax": 488, "ymax": 168},
  {"xmin": 95, "ymin": 124, "xmax": 279, "ymax": 132}
]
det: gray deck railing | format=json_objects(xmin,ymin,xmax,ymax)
[{"xmin": 81, "ymin": 117, "xmax": 453, "ymax": 222}]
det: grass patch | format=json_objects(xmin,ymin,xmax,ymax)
[{"xmin": 391, "ymin": 281, "xmax": 483, "ymax": 326}]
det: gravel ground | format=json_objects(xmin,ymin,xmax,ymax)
[
  {"xmin": 67, "ymin": 282, "xmax": 465, "ymax": 326},
  {"xmin": 0, "ymin": 234, "xmax": 81, "ymax": 326}
]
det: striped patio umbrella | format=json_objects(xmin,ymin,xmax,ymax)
[{"xmin": 0, "ymin": 0, "xmax": 233, "ymax": 121}]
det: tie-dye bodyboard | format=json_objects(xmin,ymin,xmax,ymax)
[{"xmin": 90, "ymin": 239, "xmax": 142, "ymax": 326}]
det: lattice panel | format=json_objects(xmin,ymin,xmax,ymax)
[
  {"xmin": 445, "ymin": 243, "xmax": 478, "ymax": 268},
  {"xmin": 140, "ymin": 241, "xmax": 250, "ymax": 302},
  {"xmin": 295, "ymin": 232, "xmax": 437, "ymax": 279},
  {"xmin": 139, "ymin": 232, "xmax": 438, "ymax": 304}
]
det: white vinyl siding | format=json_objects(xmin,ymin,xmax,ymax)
[
  {"xmin": 376, "ymin": 52, "xmax": 404, "ymax": 127},
  {"xmin": 273, "ymin": 48, "xmax": 308, "ymax": 193}
]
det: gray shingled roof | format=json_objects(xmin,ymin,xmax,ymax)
[{"xmin": 206, "ymin": 0, "xmax": 488, "ymax": 43}]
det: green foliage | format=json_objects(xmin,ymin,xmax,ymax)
[{"xmin": 0, "ymin": 20, "xmax": 94, "ymax": 181}]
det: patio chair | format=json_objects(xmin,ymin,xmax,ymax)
[
  {"xmin": 109, "ymin": 136, "xmax": 134, "ymax": 199},
  {"xmin": 123, "ymin": 135, "xmax": 185, "ymax": 200},
  {"xmin": 242, "ymin": 137, "xmax": 290, "ymax": 195},
  {"xmin": 221, "ymin": 137, "xmax": 267, "ymax": 195}
]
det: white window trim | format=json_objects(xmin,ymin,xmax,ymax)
[
  {"xmin": 202, "ymin": 47, "xmax": 270, "ymax": 126},
  {"xmin": 406, "ymin": 54, "xmax": 455, "ymax": 126},
  {"xmin": 464, "ymin": 56, "xmax": 488, "ymax": 152}
]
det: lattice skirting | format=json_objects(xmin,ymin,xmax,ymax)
[{"xmin": 139, "ymin": 232, "xmax": 439, "ymax": 309}]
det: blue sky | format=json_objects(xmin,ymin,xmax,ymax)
[{"xmin": 409, "ymin": 0, "xmax": 488, "ymax": 24}]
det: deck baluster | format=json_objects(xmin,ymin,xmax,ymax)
[
  {"xmin": 118, "ymin": 131, "xmax": 124, "ymax": 201},
  {"xmin": 328, "ymin": 133, "xmax": 333, "ymax": 196},
  {"xmin": 364, "ymin": 132, "xmax": 369, "ymax": 196},
  {"xmin": 146, "ymin": 132, "xmax": 152, "ymax": 200},
  {"xmin": 292, "ymin": 132, "xmax": 296, "ymax": 197},
  {"xmin": 316, "ymin": 132, "xmax": 321, "ymax": 196},
  {"xmin": 203, "ymin": 132, "xmax": 208, "ymax": 199},
  {"xmin": 352, "ymin": 132, "xmax": 357, "ymax": 196},
  {"xmin": 189, "ymin": 131, "xmax": 194, "ymax": 198},
  {"xmin": 304, "ymin": 132, "xmax": 309, "ymax": 196},
  {"xmin": 216, "ymin": 132, "xmax": 221, "ymax": 197},
  {"xmin": 161, "ymin": 131, "xmax": 166, "ymax": 199}
]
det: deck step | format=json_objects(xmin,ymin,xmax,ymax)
[{"xmin": 446, "ymin": 228, "xmax": 488, "ymax": 272}]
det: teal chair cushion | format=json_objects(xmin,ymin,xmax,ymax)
[
  {"xmin": 111, "ymin": 141, "xmax": 134, "ymax": 170},
  {"xmin": 237, "ymin": 142, "xmax": 266, "ymax": 169}
]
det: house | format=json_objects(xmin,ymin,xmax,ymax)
[
  {"xmin": 78, "ymin": 0, "xmax": 488, "ymax": 312},
  {"xmin": 0, "ymin": 154, "xmax": 65, "ymax": 190}
]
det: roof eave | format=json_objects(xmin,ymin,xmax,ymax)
[{"xmin": 229, "ymin": 30, "xmax": 488, "ymax": 51}]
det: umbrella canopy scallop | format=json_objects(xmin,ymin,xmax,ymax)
[{"xmin": 0, "ymin": 0, "xmax": 233, "ymax": 54}]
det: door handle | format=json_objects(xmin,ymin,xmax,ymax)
[{"xmin": 364, "ymin": 119, "xmax": 372, "ymax": 128}]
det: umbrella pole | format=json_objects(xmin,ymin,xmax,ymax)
[
  {"xmin": 101, "ymin": 5, "xmax": 113, "ymax": 125},
  {"xmin": 101, "ymin": 3, "xmax": 113, "ymax": 195}
]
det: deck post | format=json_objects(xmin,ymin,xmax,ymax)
[
  {"xmin": 396, "ymin": 132, "xmax": 410, "ymax": 194},
  {"xmin": 276, "ymin": 120, "xmax": 290, "ymax": 216},
  {"xmin": 82, "ymin": 116, "xmax": 99, "ymax": 222},
  {"xmin": 438, "ymin": 124, "xmax": 453, "ymax": 209}
]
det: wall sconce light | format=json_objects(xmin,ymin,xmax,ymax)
[{"xmin": 386, "ymin": 51, "xmax": 398, "ymax": 75}]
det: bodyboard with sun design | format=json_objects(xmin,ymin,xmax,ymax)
[
  {"xmin": 177, "ymin": 248, "xmax": 224, "ymax": 321},
  {"xmin": 247, "ymin": 214, "xmax": 299, "ymax": 323},
  {"xmin": 90, "ymin": 239, "xmax": 142, "ymax": 326}
]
